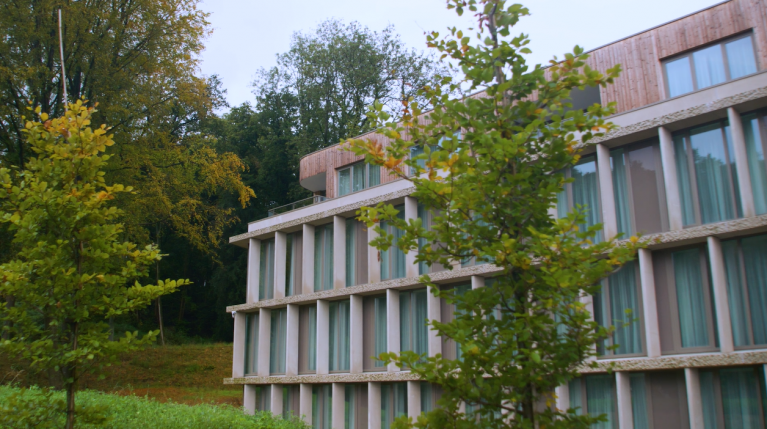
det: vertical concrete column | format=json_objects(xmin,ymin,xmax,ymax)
[
  {"xmin": 407, "ymin": 380, "xmax": 421, "ymax": 420},
  {"xmin": 258, "ymin": 309, "xmax": 272, "ymax": 377},
  {"xmin": 274, "ymin": 232, "xmax": 287, "ymax": 299},
  {"xmin": 244, "ymin": 385, "xmax": 257, "ymax": 415},
  {"xmin": 596, "ymin": 144, "xmax": 618, "ymax": 241},
  {"xmin": 404, "ymin": 196, "xmax": 419, "ymax": 278},
  {"xmin": 638, "ymin": 248, "xmax": 661, "ymax": 358},
  {"xmin": 658, "ymin": 126, "xmax": 684, "ymax": 231},
  {"xmin": 471, "ymin": 275, "xmax": 485, "ymax": 289},
  {"xmin": 232, "ymin": 312, "xmax": 247, "ymax": 377},
  {"xmin": 350, "ymin": 294, "xmax": 364, "ymax": 374},
  {"xmin": 458, "ymin": 401, "xmax": 466, "ymax": 414},
  {"xmin": 333, "ymin": 216, "xmax": 347, "ymax": 289},
  {"xmin": 316, "ymin": 300, "xmax": 330, "ymax": 375},
  {"xmin": 271, "ymin": 384, "xmax": 283, "ymax": 416},
  {"xmin": 368, "ymin": 222, "xmax": 381, "ymax": 283},
  {"xmin": 247, "ymin": 238, "xmax": 261, "ymax": 303},
  {"xmin": 555, "ymin": 384, "xmax": 570, "ymax": 412},
  {"xmin": 685, "ymin": 368, "xmax": 704, "ymax": 428},
  {"xmin": 286, "ymin": 304, "xmax": 299, "ymax": 376},
  {"xmin": 728, "ymin": 107, "xmax": 756, "ymax": 217},
  {"xmin": 387, "ymin": 289, "xmax": 401, "ymax": 372},
  {"xmin": 332, "ymin": 383, "xmax": 345, "ymax": 429},
  {"xmin": 548, "ymin": 205, "xmax": 558, "ymax": 220},
  {"xmin": 616, "ymin": 372, "xmax": 634, "ymax": 429},
  {"xmin": 302, "ymin": 224, "xmax": 316, "ymax": 295},
  {"xmin": 707, "ymin": 236, "xmax": 734, "ymax": 353},
  {"xmin": 427, "ymin": 285, "xmax": 442, "ymax": 357},
  {"xmin": 300, "ymin": 383, "xmax": 313, "ymax": 424},
  {"xmin": 368, "ymin": 382, "xmax": 382, "ymax": 429}
]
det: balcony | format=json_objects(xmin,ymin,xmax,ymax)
[{"xmin": 266, "ymin": 195, "xmax": 327, "ymax": 218}]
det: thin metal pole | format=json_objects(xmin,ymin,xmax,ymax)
[{"xmin": 58, "ymin": 9, "xmax": 68, "ymax": 110}]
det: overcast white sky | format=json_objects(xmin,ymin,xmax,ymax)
[{"xmin": 198, "ymin": 0, "xmax": 722, "ymax": 108}]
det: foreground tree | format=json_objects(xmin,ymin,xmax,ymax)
[
  {"xmin": 0, "ymin": 102, "xmax": 189, "ymax": 429},
  {"xmin": 347, "ymin": 1, "xmax": 640, "ymax": 427}
]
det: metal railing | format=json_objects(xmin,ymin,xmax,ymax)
[{"xmin": 267, "ymin": 195, "xmax": 327, "ymax": 218}]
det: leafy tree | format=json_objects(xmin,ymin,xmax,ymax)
[
  {"xmin": 0, "ymin": 102, "xmax": 189, "ymax": 429},
  {"xmin": 347, "ymin": 1, "xmax": 641, "ymax": 427}
]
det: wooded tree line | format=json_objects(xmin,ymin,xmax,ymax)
[{"xmin": 0, "ymin": 0, "xmax": 442, "ymax": 343}]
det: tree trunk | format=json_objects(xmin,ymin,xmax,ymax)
[{"xmin": 156, "ymin": 297, "xmax": 165, "ymax": 346}]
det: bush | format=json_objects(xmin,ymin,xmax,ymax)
[{"xmin": 0, "ymin": 386, "xmax": 307, "ymax": 429}]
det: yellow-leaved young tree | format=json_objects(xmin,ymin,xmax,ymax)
[{"xmin": 0, "ymin": 102, "xmax": 189, "ymax": 429}]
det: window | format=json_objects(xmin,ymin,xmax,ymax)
[
  {"xmin": 674, "ymin": 120, "xmax": 742, "ymax": 226},
  {"xmin": 244, "ymin": 312, "xmax": 259, "ymax": 375},
  {"xmin": 312, "ymin": 384, "xmax": 332, "ymax": 429},
  {"xmin": 270, "ymin": 308, "xmax": 287, "ymax": 375},
  {"xmin": 723, "ymin": 234, "xmax": 767, "ymax": 348},
  {"xmin": 362, "ymin": 294, "xmax": 387, "ymax": 372},
  {"xmin": 255, "ymin": 385, "xmax": 271, "ymax": 412},
  {"xmin": 700, "ymin": 366, "xmax": 766, "ymax": 429},
  {"xmin": 742, "ymin": 112, "xmax": 767, "ymax": 214},
  {"xmin": 664, "ymin": 33, "xmax": 758, "ymax": 98},
  {"xmin": 345, "ymin": 218, "xmax": 369, "ymax": 287},
  {"xmin": 440, "ymin": 283, "xmax": 471, "ymax": 361},
  {"xmin": 329, "ymin": 300, "xmax": 351, "ymax": 372},
  {"xmin": 344, "ymin": 384, "xmax": 368, "ymax": 429},
  {"xmin": 259, "ymin": 238, "xmax": 275, "ymax": 300},
  {"xmin": 654, "ymin": 246, "xmax": 718, "ymax": 354},
  {"xmin": 337, "ymin": 162, "xmax": 380, "ymax": 197},
  {"xmin": 381, "ymin": 204, "xmax": 406, "ymax": 280},
  {"xmin": 400, "ymin": 289, "xmax": 428, "ymax": 359},
  {"xmin": 569, "ymin": 374, "xmax": 617, "ymax": 429},
  {"xmin": 417, "ymin": 204, "xmax": 447, "ymax": 275},
  {"xmin": 285, "ymin": 232, "xmax": 303, "ymax": 296},
  {"xmin": 298, "ymin": 304, "xmax": 317, "ymax": 374},
  {"xmin": 557, "ymin": 154, "xmax": 603, "ymax": 243},
  {"xmin": 629, "ymin": 370, "xmax": 690, "ymax": 429},
  {"xmin": 420, "ymin": 382, "xmax": 443, "ymax": 413},
  {"xmin": 381, "ymin": 383, "xmax": 407, "ymax": 428},
  {"xmin": 409, "ymin": 132, "xmax": 461, "ymax": 174},
  {"xmin": 611, "ymin": 139, "xmax": 669, "ymax": 236},
  {"xmin": 314, "ymin": 223, "xmax": 334, "ymax": 291},
  {"xmin": 282, "ymin": 385, "xmax": 301, "ymax": 420},
  {"xmin": 594, "ymin": 261, "xmax": 644, "ymax": 357}
]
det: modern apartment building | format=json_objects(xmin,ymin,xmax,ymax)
[{"xmin": 226, "ymin": 1, "xmax": 767, "ymax": 427}]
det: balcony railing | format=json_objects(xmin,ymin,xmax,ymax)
[{"xmin": 267, "ymin": 195, "xmax": 327, "ymax": 218}]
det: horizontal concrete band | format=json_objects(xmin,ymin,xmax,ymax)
[
  {"xmin": 226, "ymin": 214, "xmax": 767, "ymax": 313},
  {"xmin": 225, "ymin": 349, "xmax": 767, "ymax": 386}
]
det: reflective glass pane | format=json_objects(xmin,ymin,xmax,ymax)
[
  {"xmin": 338, "ymin": 168, "xmax": 351, "ymax": 196},
  {"xmin": 693, "ymin": 44, "xmax": 726, "ymax": 89},
  {"xmin": 725, "ymin": 36, "xmax": 757, "ymax": 79},
  {"xmin": 666, "ymin": 57, "xmax": 694, "ymax": 97}
]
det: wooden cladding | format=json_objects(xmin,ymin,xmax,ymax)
[{"xmin": 299, "ymin": 0, "xmax": 767, "ymax": 195}]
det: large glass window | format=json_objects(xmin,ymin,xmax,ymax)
[
  {"xmin": 611, "ymin": 139, "xmax": 669, "ymax": 236},
  {"xmin": 299, "ymin": 304, "xmax": 317, "ymax": 374},
  {"xmin": 594, "ymin": 261, "xmax": 644, "ymax": 357},
  {"xmin": 440, "ymin": 283, "xmax": 471, "ymax": 361},
  {"xmin": 269, "ymin": 308, "xmax": 287, "ymax": 375},
  {"xmin": 417, "ymin": 204, "xmax": 447, "ymax": 275},
  {"xmin": 345, "ymin": 218, "xmax": 369, "ymax": 287},
  {"xmin": 329, "ymin": 300, "xmax": 351, "ymax": 372},
  {"xmin": 344, "ymin": 384, "xmax": 368, "ymax": 429},
  {"xmin": 381, "ymin": 204, "xmax": 406, "ymax": 280},
  {"xmin": 285, "ymin": 232, "xmax": 303, "ymax": 296},
  {"xmin": 569, "ymin": 375, "xmax": 617, "ymax": 429},
  {"xmin": 255, "ymin": 386, "xmax": 271, "ymax": 412},
  {"xmin": 363, "ymin": 294, "xmax": 387, "ymax": 372},
  {"xmin": 742, "ymin": 112, "xmax": 767, "ymax": 215},
  {"xmin": 723, "ymin": 234, "xmax": 767, "ymax": 348},
  {"xmin": 700, "ymin": 366, "xmax": 766, "ymax": 429},
  {"xmin": 312, "ymin": 384, "xmax": 332, "ymax": 429},
  {"xmin": 282, "ymin": 385, "xmax": 301, "ymax": 420},
  {"xmin": 400, "ymin": 289, "xmax": 428, "ymax": 360},
  {"xmin": 627, "ymin": 370, "xmax": 690, "ymax": 429},
  {"xmin": 557, "ymin": 154, "xmax": 603, "ymax": 243},
  {"xmin": 314, "ymin": 223, "xmax": 334, "ymax": 291},
  {"xmin": 244, "ymin": 312, "xmax": 259, "ymax": 376},
  {"xmin": 654, "ymin": 246, "xmax": 718, "ymax": 354},
  {"xmin": 337, "ymin": 162, "xmax": 380, "ymax": 197},
  {"xmin": 381, "ymin": 383, "xmax": 408, "ymax": 429},
  {"xmin": 664, "ymin": 33, "xmax": 758, "ymax": 98},
  {"xmin": 259, "ymin": 238, "xmax": 275, "ymax": 300},
  {"xmin": 674, "ymin": 121, "xmax": 742, "ymax": 226},
  {"xmin": 420, "ymin": 382, "xmax": 444, "ymax": 414}
]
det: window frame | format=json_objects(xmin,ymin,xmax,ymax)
[
  {"xmin": 595, "ymin": 261, "xmax": 646, "ymax": 359},
  {"xmin": 336, "ymin": 161, "xmax": 380, "ymax": 197},
  {"xmin": 662, "ymin": 32, "xmax": 759, "ymax": 98}
]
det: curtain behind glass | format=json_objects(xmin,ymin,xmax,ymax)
[
  {"xmin": 352, "ymin": 164, "xmax": 365, "ymax": 193},
  {"xmin": 690, "ymin": 123, "xmax": 739, "ymax": 224},
  {"xmin": 381, "ymin": 206, "xmax": 406, "ymax": 280},
  {"xmin": 674, "ymin": 135, "xmax": 697, "ymax": 225},
  {"xmin": 611, "ymin": 149, "xmax": 632, "ymax": 236},
  {"xmin": 693, "ymin": 44, "xmax": 726, "ymax": 89},
  {"xmin": 394, "ymin": 383, "xmax": 407, "ymax": 421},
  {"xmin": 413, "ymin": 290, "xmax": 428, "ymax": 356},
  {"xmin": 400, "ymin": 292, "xmax": 412, "ymax": 354},
  {"xmin": 700, "ymin": 370, "xmax": 719, "ymax": 429},
  {"xmin": 585, "ymin": 375, "xmax": 616, "ymax": 429},
  {"xmin": 315, "ymin": 225, "xmax": 334, "ymax": 291},
  {"xmin": 368, "ymin": 164, "xmax": 380, "ymax": 187},
  {"xmin": 630, "ymin": 374, "xmax": 649, "ymax": 429},
  {"xmin": 259, "ymin": 239, "xmax": 275, "ymax": 300},
  {"xmin": 411, "ymin": 145, "xmax": 426, "ymax": 170},
  {"xmin": 308, "ymin": 305, "xmax": 317, "ymax": 371},
  {"xmin": 720, "ymin": 368, "xmax": 762, "ymax": 429},
  {"xmin": 375, "ymin": 296, "xmax": 387, "ymax": 368},
  {"xmin": 381, "ymin": 384, "xmax": 391, "ymax": 429},
  {"xmin": 417, "ymin": 203, "xmax": 428, "ymax": 275},
  {"xmin": 338, "ymin": 168, "xmax": 351, "ymax": 197},
  {"xmin": 346, "ymin": 218, "xmax": 356, "ymax": 287},
  {"xmin": 610, "ymin": 261, "xmax": 642, "ymax": 355},
  {"xmin": 725, "ymin": 36, "xmax": 757, "ymax": 80},
  {"xmin": 344, "ymin": 385, "xmax": 356, "ymax": 429},
  {"xmin": 556, "ymin": 171, "xmax": 570, "ymax": 219},
  {"xmin": 673, "ymin": 249, "xmax": 710, "ymax": 348},
  {"xmin": 330, "ymin": 301, "xmax": 351, "ymax": 372},
  {"xmin": 723, "ymin": 240, "xmax": 749, "ymax": 347},
  {"xmin": 286, "ymin": 234, "xmax": 294, "ymax": 296},
  {"xmin": 665, "ymin": 57, "xmax": 694, "ymax": 97},
  {"xmin": 743, "ymin": 235, "xmax": 767, "ymax": 345},
  {"xmin": 245, "ymin": 313, "xmax": 259, "ymax": 375},
  {"xmin": 270, "ymin": 309, "xmax": 287, "ymax": 374},
  {"xmin": 569, "ymin": 379, "xmax": 583, "ymax": 415},
  {"xmin": 571, "ymin": 157, "xmax": 602, "ymax": 243},
  {"xmin": 420, "ymin": 382, "xmax": 433, "ymax": 413},
  {"xmin": 312, "ymin": 385, "xmax": 332, "ymax": 429},
  {"xmin": 742, "ymin": 114, "xmax": 767, "ymax": 215}
]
